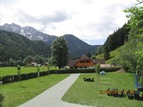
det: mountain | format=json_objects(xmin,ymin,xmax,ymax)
[
  {"xmin": 0, "ymin": 23, "xmax": 100, "ymax": 58},
  {"xmin": 63, "ymin": 34, "xmax": 99, "ymax": 58},
  {"xmin": 0, "ymin": 30, "xmax": 50, "ymax": 62},
  {"xmin": 0, "ymin": 23, "xmax": 56, "ymax": 45}
]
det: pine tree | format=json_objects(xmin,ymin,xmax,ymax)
[{"xmin": 104, "ymin": 45, "xmax": 110, "ymax": 60}]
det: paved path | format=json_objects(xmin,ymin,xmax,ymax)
[{"xmin": 18, "ymin": 74, "xmax": 93, "ymax": 107}]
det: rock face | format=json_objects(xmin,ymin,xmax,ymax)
[{"xmin": 0, "ymin": 23, "xmax": 56, "ymax": 44}]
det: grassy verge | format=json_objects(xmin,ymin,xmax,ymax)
[
  {"xmin": 0, "ymin": 66, "xmax": 57, "ymax": 77},
  {"xmin": 62, "ymin": 72, "xmax": 143, "ymax": 107},
  {"xmin": 0, "ymin": 74, "xmax": 69, "ymax": 107}
]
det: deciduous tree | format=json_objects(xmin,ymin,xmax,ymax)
[
  {"xmin": 51, "ymin": 36, "xmax": 68, "ymax": 69},
  {"xmin": 124, "ymin": 2, "xmax": 143, "ymax": 72}
]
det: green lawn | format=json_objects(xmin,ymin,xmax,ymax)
[
  {"xmin": 0, "ymin": 66, "xmax": 57, "ymax": 77},
  {"xmin": 62, "ymin": 72, "xmax": 143, "ymax": 107},
  {"xmin": 0, "ymin": 74, "xmax": 69, "ymax": 107}
]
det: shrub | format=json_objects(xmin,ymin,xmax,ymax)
[
  {"xmin": 95, "ymin": 63, "xmax": 100, "ymax": 74},
  {"xmin": 1, "ymin": 71, "xmax": 50, "ymax": 84},
  {"xmin": 100, "ymin": 67, "xmax": 121, "ymax": 72},
  {"xmin": 49, "ymin": 69, "xmax": 95, "ymax": 74}
]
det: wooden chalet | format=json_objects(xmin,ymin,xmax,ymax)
[{"xmin": 68, "ymin": 55, "xmax": 105, "ymax": 68}]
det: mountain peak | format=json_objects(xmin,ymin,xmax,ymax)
[
  {"xmin": 64, "ymin": 34, "xmax": 74, "ymax": 37},
  {"xmin": 0, "ymin": 23, "xmax": 56, "ymax": 41},
  {"xmin": 4, "ymin": 23, "xmax": 20, "ymax": 27}
]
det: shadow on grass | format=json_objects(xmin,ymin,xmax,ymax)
[
  {"xmin": 39, "ymin": 81, "xmax": 45, "ymax": 83},
  {"xmin": 100, "ymin": 83, "xmax": 111, "ymax": 86},
  {"xmin": 0, "ymin": 94, "xmax": 4, "ymax": 107},
  {"xmin": 20, "ymin": 86, "xmax": 27, "ymax": 88}
]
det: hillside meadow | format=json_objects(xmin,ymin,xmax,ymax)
[{"xmin": 96, "ymin": 45, "xmax": 124, "ymax": 64}]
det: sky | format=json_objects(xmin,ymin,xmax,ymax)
[{"xmin": 0, "ymin": 0, "xmax": 137, "ymax": 45}]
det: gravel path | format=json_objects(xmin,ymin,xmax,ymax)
[{"xmin": 18, "ymin": 74, "xmax": 93, "ymax": 107}]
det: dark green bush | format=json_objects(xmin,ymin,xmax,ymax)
[
  {"xmin": 95, "ymin": 63, "xmax": 100, "ymax": 74},
  {"xmin": 1, "ymin": 71, "xmax": 50, "ymax": 84},
  {"xmin": 50, "ymin": 69, "xmax": 95, "ymax": 74},
  {"xmin": 100, "ymin": 67, "xmax": 121, "ymax": 72}
]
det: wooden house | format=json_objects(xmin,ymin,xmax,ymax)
[{"xmin": 68, "ymin": 55, "xmax": 105, "ymax": 68}]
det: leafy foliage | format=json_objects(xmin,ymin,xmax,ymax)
[
  {"xmin": 104, "ymin": 45, "xmax": 110, "ymax": 60},
  {"xmin": 95, "ymin": 63, "xmax": 100, "ymax": 74},
  {"xmin": 108, "ymin": 2, "xmax": 143, "ymax": 72},
  {"xmin": 51, "ymin": 36, "xmax": 68, "ymax": 69},
  {"xmin": 96, "ymin": 45, "xmax": 104, "ymax": 56},
  {"xmin": 118, "ymin": 4, "xmax": 143, "ymax": 72}
]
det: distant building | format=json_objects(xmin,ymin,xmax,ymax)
[
  {"xmin": 31, "ymin": 62, "xmax": 37, "ymax": 66},
  {"xmin": 68, "ymin": 55, "xmax": 105, "ymax": 68},
  {"xmin": 30, "ymin": 62, "xmax": 42, "ymax": 67}
]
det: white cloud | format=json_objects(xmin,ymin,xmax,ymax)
[{"xmin": 0, "ymin": 0, "xmax": 136, "ymax": 45}]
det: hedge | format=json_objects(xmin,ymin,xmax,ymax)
[
  {"xmin": 100, "ymin": 67, "xmax": 121, "ymax": 72},
  {"xmin": 50, "ymin": 69, "xmax": 96, "ymax": 74},
  {"xmin": 0, "ymin": 66, "xmax": 121, "ymax": 84},
  {"xmin": 50, "ymin": 66, "xmax": 121, "ymax": 74},
  {"xmin": 0, "ymin": 71, "xmax": 49, "ymax": 84}
]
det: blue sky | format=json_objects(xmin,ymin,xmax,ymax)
[{"xmin": 0, "ymin": 0, "xmax": 136, "ymax": 45}]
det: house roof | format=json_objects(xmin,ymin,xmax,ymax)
[
  {"xmin": 67, "ymin": 55, "xmax": 105, "ymax": 67},
  {"xmin": 68, "ymin": 55, "xmax": 90, "ymax": 67},
  {"xmin": 67, "ymin": 60, "xmax": 78, "ymax": 67}
]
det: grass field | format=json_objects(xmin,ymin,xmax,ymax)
[
  {"xmin": 0, "ymin": 74, "xmax": 69, "ymax": 107},
  {"xmin": 62, "ymin": 72, "xmax": 143, "ymax": 107},
  {"xmin": 96, "ymin": 45, "xmax": 124, "ymax": 64},
  {"xmin": 0, "ymin": 66, "xmax": 57, "ymax": 77}
]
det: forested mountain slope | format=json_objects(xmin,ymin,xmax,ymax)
[{"xmin": 0, "ymin": 30, "xmax": 50, "ymax": 62}]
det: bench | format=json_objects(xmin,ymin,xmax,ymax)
[{"xmin": 83, "ymin": 77, "xmax": 94, "ymax": 82}]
